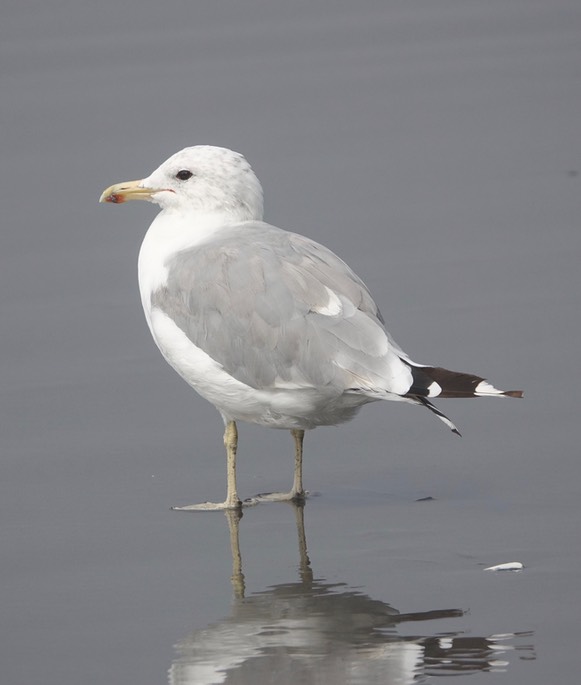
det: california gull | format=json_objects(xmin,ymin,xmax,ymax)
[{"xmin": 99, "ymin": 146, "xmax": 522, "ymax": 510}]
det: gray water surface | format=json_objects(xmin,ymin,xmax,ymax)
[{"xmin": 2, "ymin": 1, "xmax": 580, "ymax": 683}]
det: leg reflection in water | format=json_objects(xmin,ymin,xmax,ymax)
[{"xmin": 170, "ymin": 504, "xmax": 535, "ymax": 685}]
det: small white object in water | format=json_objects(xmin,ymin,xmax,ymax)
[{"xmin": 484, "ymin": 561, "xmax": 524, "ymax": 572}]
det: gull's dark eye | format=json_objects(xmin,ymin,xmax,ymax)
[{"xmin": 176, "ymin": 169, "xmax": 193, "ymax": 181}]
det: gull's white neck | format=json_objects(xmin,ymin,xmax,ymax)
[{"xmin": 138, "ymin": 208, "xmax": 243, "ymax": 318}]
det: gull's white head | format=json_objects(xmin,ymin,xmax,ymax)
[{"xmin": 100, "ymin": 145, "xmax": 264, "ymax": 221}]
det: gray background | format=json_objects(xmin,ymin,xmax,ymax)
[{"xmin": 1, "ymin": 1, "xmax": 580, "ymax": 683}]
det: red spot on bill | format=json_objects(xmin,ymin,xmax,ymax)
[{"xmin": 105, "ymin": 193, "xmax": 126, "ymax": 204}]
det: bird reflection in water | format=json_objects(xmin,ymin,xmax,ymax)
[{"xmin": 169, "ymin": 505, "xmax": 535, "ymax": 685}]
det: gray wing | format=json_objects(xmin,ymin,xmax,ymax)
[{"xmin": 151, "ymin": 222, "xmax": 413, "ymax": 394}]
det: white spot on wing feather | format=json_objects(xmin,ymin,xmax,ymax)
[
  {"xmin": 427, "ymin": 381, "xmax": 442, "ymax": 397},
  {"xmin": 475, "ymin": 380, "xmax": 505, "ymax": 396},
  {"xmin": 311, "ymin": 287, "xmax": 343, "ymax": 316}
]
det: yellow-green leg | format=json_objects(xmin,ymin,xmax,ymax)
[
  {"xmin": 172, "ymin": 423, "xmax": 308, "ymax": 510},
  {"xmin": 173, "ymin": 420, "xmax": 244, "ymax": 511},
  {"xmin": 224, "ymin": 420, "xmax": 241, "ymax": 508},
  {"xmin": 290, "ymin": 428, "xmax": 306, "ymax": 500},
  {"xmin": 248, "ymin": 428, "xmax": 307, "ymax": 504}
]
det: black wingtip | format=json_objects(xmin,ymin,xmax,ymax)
[{"xmin": 416, "ymin": 396, "xmax": 460, "ymax": 435}]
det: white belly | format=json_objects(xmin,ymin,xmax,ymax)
[{"xmin": 147, "ymin": 308, "xmax": 369, "ymax": 429}]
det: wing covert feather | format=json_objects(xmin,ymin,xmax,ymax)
[{"xmin": 151, "ymin": 222, "xmax": 409, "ymax": 392}]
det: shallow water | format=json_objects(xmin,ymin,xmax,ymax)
[{"xmin": 2, "ymin": 1, "xmax": 580, "ymax": 683}]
